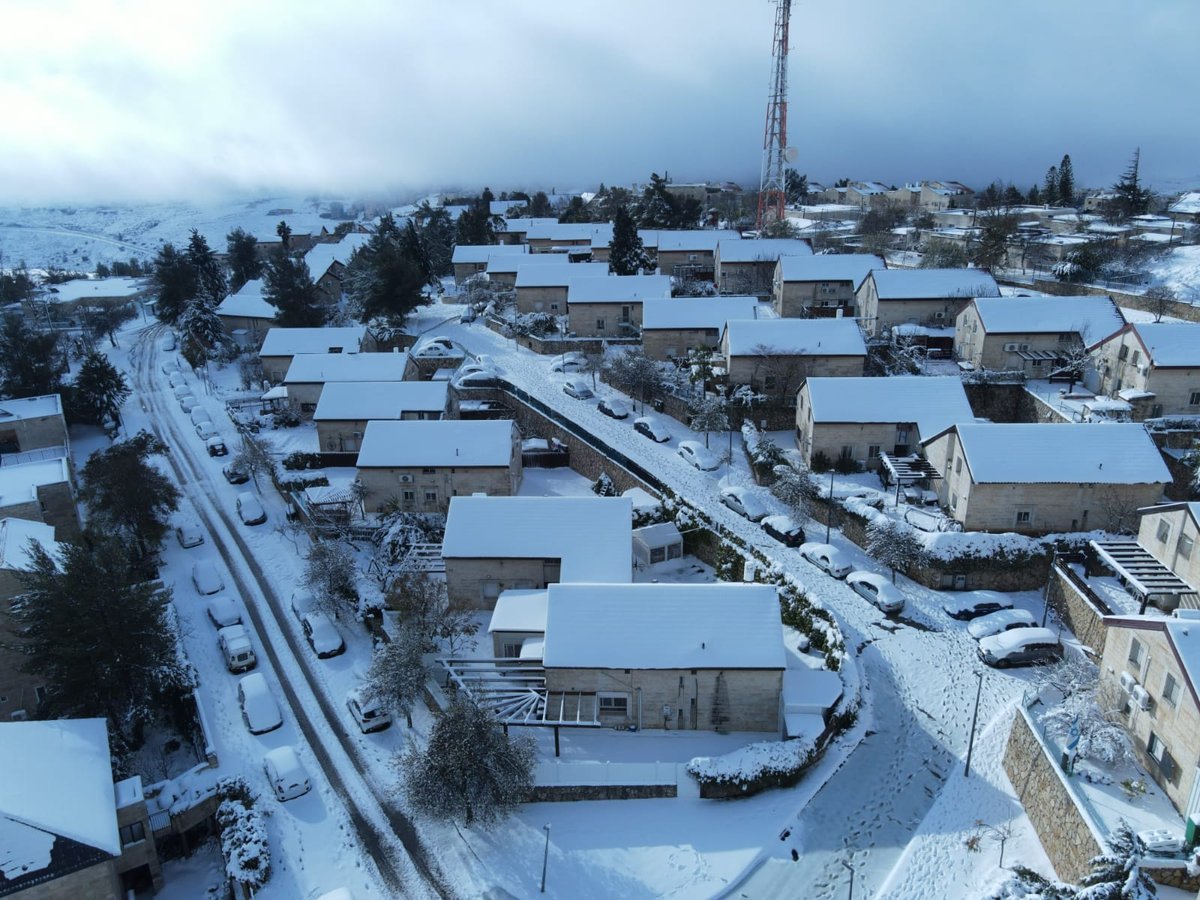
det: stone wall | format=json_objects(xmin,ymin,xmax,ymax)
[
  {"xmin": 1142, "ymin": 861, "xmax": 1200, "ymax": 892},
  {"xmin": 963, "ymin": 383, "xmax": 1041, "ymax": 424},
  {"xmin": 1027, "ymin": 278, "xmax": 1200, "ymax": 324},
  {"xmin": 1047, "ymin": 563, "xmax": 1109, "ymax": 657}
]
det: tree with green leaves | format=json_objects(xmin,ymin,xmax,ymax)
[
  {"xmin": 972, "ymin": 213, "xmax": 1018, "ymax": 269},
  {"xmin": 150, "ymin": 242, "xmax": 197, "ymax": 324},
  {"xmin": 70, "ymin": 349, "xmax": 130, "ymax": 431},
  {"xmin": 79, "ymin": 430, "xmax": 181, "ymax": 563},
  {"xmin": 186, "ymin": 229, "xmax": 227, "ymax": 307},
  {"xmin": 609, "ymin": 206, "xmax": 648, "ymax": 275},
  {"xmin": 455, "ymin": 202, "xmax": 499, "ymax": 246},
  {"xmin": 1077, "ymin": 822, "xmax": 1156, "ymax": 898},
  {"xmin": 177, "ymin": 297, "xmax": 227, "ymax": 367},
  {"xmin": 527, "ymin": 190, "xmax": 553, "ymax": 217},
  {"xmin": 418, "ymin": 205, "xmax": 455, "ymax": 277},
  {"xmin": 78, "ymin": 298, "xmax": 137, "ymax": 348},
  {"xmin": 920, "ymin": 239, "xmax": 969, "ymax": 268},
  {"xmin": 1028, "ymin": 184, "xmax": 1042, "ymax": 205},
  {"xmin": 263, "ymin": 251, "xmax": 325, "ymax": 327},
  {"xmin": 1107, "ymin": 148, "xmax": 1152, "ymax": 222},
  {"xmin": 0, "ymin": 313, "xmax": 63, "ymax": 399},
  {"xmin": 1043, "ymin": 165, "xmax": 1060, "ymax": 207},
  {"xmin": 12, "ymin": 533, "xmax": 195, "ymax": 752},
  {"xmin": 226, "ymin": 227, "xmax": 262, "ymax": 292},
  {"xmin": 784, "ymin": 169, "xmax": 809, "ymax": 205},
  {"xmin": 1057, "ymin": 154, "xmax": 1075, "ymax": 207},
  {"xmin": 276, "ymin": 220, "xmax": 292, "ymax": 252},
  {"xmin": 635, "ymin": 172, "xmax": 681, "ymax": 228},
  {"xmin": 344, "ymin": 214, "xmax": 432, "ymax": 323},
  {"xmin": 556, "ymin": 195, "xmax": 592, "ymax": 223}
]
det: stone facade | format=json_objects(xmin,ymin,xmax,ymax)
[
  {"xmin": 0, "ymin": 398, "xmax": 68, "ymax": 454},
  {"xmin": 1093, "ymin": 328, "xmax": 1200, "ymax": 418},
  {"xmin": 1046, "ymin": 562, "xmax": 1109, "ymax": 657},
  {"xmin": 723, "ymin": 352, "xmax": 864, "ymax": 401},
  {"xmin": 357, "ymin": 463, "xmax": 521, "ymax": 516},
  {"xmin": 567, "ymin": 301, "xmax": 641, "ymax": 338},
  {"xmin": 657, "ymin": 249, "xmax": 717, "ymax": 280},
  {"xmin": 114, "ymin": 785, "xmax": 163, "ymax": 890},
  {"xmin": 773, "ymin": 277, "xmax": 858, "ymax": 319},
  {"xmin": 954, "ymin": 303, "xmax": 1082, "ymax": 373},
  {"xmin": 794, "ymin": 387, "xmax": 920, "ymax": 470},
  {"xmin": 316, "ymin": 411, "xmax": 446, "ymax": 454},
  {"xmin": 642, "ymin": 326, "xmax": 722, "ymax": 361},
  {"xmin": 716, "ymin": 260, "xmax": 776, "ymax": 298},
  {"xmin": 1137, "ymin": 505, "xmax": 1200, "ymax": 592},
  {"xmin": 515, "ymin": 284, "xmax": 569, "ymax": 315},
  {"xmin": 0, "ymin": 481, "xmax": 80, "ymax": 541},
  {"xmin": 444, "ymin": 557, "xmax": 560, "ymax": 610},
  {"xmin": 11, "ymin": 858, "xmax": 122, "ymax": 900},
  {"xmin": 857, "ymin": 278, "xmax": 975, "ymax": 337},
  {"xmin": 544, "ymin": 666, "xmax": 782, "ymax": 733}
]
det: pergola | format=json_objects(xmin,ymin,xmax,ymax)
[
  {"xmin": 1090, "ymin": 539, "xmax": 1200, "ymax": 612},
  {"xmin": 878, "ymin": 452, "xmax": 943, "ymax": 507}
]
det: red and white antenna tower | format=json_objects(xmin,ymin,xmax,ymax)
[{"xmin": 756, "ymin": 0, "xmax": 793, "ymax": 233}]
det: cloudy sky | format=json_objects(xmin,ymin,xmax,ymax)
[{"xmin": 2, "ymin": 0, "xmax": 1197, "ymax": 204}]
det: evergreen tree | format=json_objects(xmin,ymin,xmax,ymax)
[
  {"xmin": 527, "ymin": 190, "xmax": 553, "ymax": 217},
  {"xmin": 1028, "ymin": 184, "xmax": 1042, "ymax": 205},
  {"xmin": 635, "ymin": 172, "xmax": 679, "ymax": 228},
  {"xmin": 1058, "ymin": 154, "xmax": 1075, "ymax": 207},
  {"xmin": 418, "ymin": 205, "xmax": 456, "ymax": 277},
  {"xmin": 263, "ymin": 251, "xmax": 325, "ymax": 327},
  {"xmin": 481, "ymin": 186, "xmax": 495, "ymax": 204},
  {"xmin": 1043, "ymin": 165, "xmax": 1060, "ymax": 207},
  {"xmin": 0, "ymin": 313, "xmax": 63, "ymax": 399},
  {"xmin": 556, "ymin": 196, "xmax": 592, "ymax": 223},
  {"xmin": 276, "ymin": 220, "xmax": 292, "ymax": 252},
  {"xmin": 186, "ymin": 229, "xmax": 227, "ymax": 307},
  {"xmin": 176, "ymin": 298, "xmax": 227, "ymax": 367},
  {"xmin": 972, "ymin": 214, "xmax": 1018, "ymax": 269},
  {"xmin": 608, "ymin": 207, "xmax": 647, "ymax": 275},
  {"xmin": 1109, "ymin": 148, "xmax": 1152, "ymax": 221},
  {"xmin": 454, "ymin": 202, "xmax": 499, "ymax": 246},
  {"xmin": 70, "ymin": 349, "xmax": 130, "ymax": 430},
  {"xmin": 784, "ymin": 169, "xmax": 809, "ymax": 205},
  {"xmin": 344, "ymin": 214, "xmax": 430, "ymax": 323},
  {"xmin": 1077, "ymin": 823, "xmax": 1156, "ymax": 898},
  {"xmin": 226, "ymin": 227, "xmax": 262, "ymax": 292},
  {"xmin": 151, "ymin": 242, "xmax": 196, "ymax": 324}
]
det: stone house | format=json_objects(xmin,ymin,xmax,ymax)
[
  {"xmin": 487, "ymin": 589, "xmax": 549, "ymax": 658},
  {"xmin": 565, "ymin": 274, "xmax": 672, "ymax": 338},
  {"xmin": 258, "ymin": 325, "xmax": 372, "ymax": 384},
  {"xmin": 492, "ymin": 217, "xmax": 559, "ymax": 246},
  {"xmin": 451, "ymin": 243, "xmax": 527, "ymax": 283},
  {"xmin": 954, "ymin": 295, "xmax": 1126, "ymax": 374},
  {"xmin": 795, "ymin": 375, "xmax": 974, "ymax": 471},
  {"xmin": 714, "ymin": 238, "xmax": 811, "ymax": 297},
  {"xmin": 0, "ymin": 394, "xmax": 69, "ymax": 457},
  {"xmin": 772, "ymin": 253, "xmax": 883, "ymax": 318},
  {"xmin": 215, "ymin": 279, "xmax": 276, "ymax": 343},
  {"xmin": 1092, "ymin": 322, "xmax": 1200, "ymax": 419},
  {"xmin": 355, "ymin": 419, "xmax": 522, "ymax": 515},
  {"xmin": 720, "ymin": 318, "xmax": 867, "ymax": 403},
  {"xmin": 0, "ymin": 457, "xmax": 81, "ymax": 539},
  {"xmin": 441, "ymin": 495, "xmax": 632, "ymax": 609},
  {"xmin": 856, "ymin": 268, "xmax": 1000, "ymax": 337},
  {"xmin": 649, "ymin": 230, "xmax": 741, "ymax": 281},
  {"xmin": 541, "ymin": 583, "xmax": 786, "ymax": 733},
  {"xmin": 524, "ymin": 222, "xmax": 613, "ymax": 257},
  {"xmin": 301, "ymin": 232, "xmax": 371, "ymax": 305},
  {"xmin": 840, "ymin": 181, "xmax": 891, "ymax": 210},
  {"xmin": 313, "ymin": 381, "xmax": 451, "ymax": 454},
  {"xmin": 1167, "ymin": 191, "xmax": 1200, "ymax": 224},
  {"xmin": 921, "ymin": 423, "xmax": 1170, "ymax": 534},
  {"xmin": 514, "ymin": 262, "xmax": 609, "ymax": 315},
  {"xmin": 1137, "ymin": 503, "xmax": 1200, "ymax": 594},
  {"xmin": 484, "ymin": 252, "xmax": 562, "ymax": 289},
  {"xmin": 282, "ymin": 350, "xmax": 415, "ymax": 415},
  {"xmin": 0, "ymin": 518, "xmax": 58, "ymax": 721},
  {"xmin": 640, "ymin": 296, "xmax": 763, "ymax": 361}
]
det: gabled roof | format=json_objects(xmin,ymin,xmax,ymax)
[
  {"xmin": 451, "ymin": 243, "xmax": 527, "ymax": 264},
  {"xmin": 723, "ymin": 317, "xmax": 867, "ymax": 357},
  {"xmin": 217, "ymin": 279, "xmax": 276, "ymax": 320},
  {"xmin": 642, "ymin": 296, "xmax": 764, "ymax": 331},
  {"xmin": 0, "ymin": 518, "xmax": 57, "ymax": 572},
  {"xmin": 525, "ymin": 223, "xmax": 615, "ymax": 245},
  {"xmin": 485, "ymin": 253, "xmax": 564, "ymax": 276},
  {"xmin": 283, "ymin": 351, "xmax": 409, "ymax": 384},
  {"xmin": 491, "ymin": 199, "xmax": 527, "ymax": 216},
  {"xmin": 302, "ymin": 233, "xmax": 371, "ymax": 279},
  {"xmin": 542, "ymin": 583, "xmax": 785, "ymax": 670},
  {"xmin": 42, "ymin": 276, "xmax": 145, "ymax": 303},
  {"xmin": 494, "ymin": 217, "xmax": 558, "ymax": 235},
  {"xmin": 648, "ymin": 229, "xmax": 741, "ymax": 253},
  {"xmin": 312, "ymin": 381, "xmax": 449, "ymax": 421},
  {"xmin": 777, "ymin": 253, "xmax": 884, "ymax": 288},
  {"xmin": 0, "ymin": 394, "xmax": 62, "ymax": 423},
  {"xmin": 567, "ymin": 275, "xmax": 672, "ymax": 303},
  {"xmin": 717, "ymin": 238, "xmax": 812, "ymax": 262},
  {"xmin": 515, "ymin": 262, "xmax": 608, "ymax": 288},
  {"xmin": 488, "ymin": 589, "xmax": 549, "ymax": 634},
  {"xmin": 804, "ymin": 376, "xmax": 973, "ymax": 437},
  {"xmin": 934, "ymin": 423, "xmax": 1171, "ymax": 485},
  {"xmin": 869, "ymin": 268, "xmax": 1000, "ymax": 300},
  {"xmin": 260, "ymin": 326, "xmax": 367, "ymax": 358},
  {"xmin": 1130, "ymin": 322, "xmax": 1200, "ymax": 368},
  {"xmin": 441, "ymin": 495, "xmax": 632, "ymax": 584},
  {"xmin": 1168, "ymin": 191, "xmax": 1200, "ymax": 215},
  {"xmin": 356, "ymin": 420, "xmax": 516, "ymax": 468},
  {"xmin": 970, "ymin": 295, "xmax": 1126, "ymax": 344}
]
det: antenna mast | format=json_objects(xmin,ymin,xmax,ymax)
[{"xmin": 756, "ymin": 0, "xmax": 792, "ymax": 234}]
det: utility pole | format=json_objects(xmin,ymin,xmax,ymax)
[
  {"xmin": 756, "ymin": 0, "xmax": 793, "ymax": 234},
  {"xmin": 825, "ymin": 467, "xmax": 836, "ymax": 544},
  {"xmin": 540, "ymin": 823, "xmax": 551, "ymax": 893},
  {"xmin": 964, "ymin": 670, "xmax": 984, "ymax": 777}
]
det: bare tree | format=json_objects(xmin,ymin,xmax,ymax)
[
  {"xmin": 365, "ymin": 626, "xmax": 427, "ymax": 727},
  {"xmin": 771, "ymin": 463, "xmax": 821, "ymax": 521},
  {"xmin": 303, "ymin": 540, "xmax": 360, "ymax": 619},
  {"xmin": 1143, "ymin": 285, "xmax": 1176, "ymax": 323},
  {"xmin": 749, "ymin": 343, "xmax": 807, "ymax": 403},
  {"xmin": 866, "ymin": 518, "xmax": 927, "ymax": 582},
  {"xmin": 232, "ymin": 434, "xmax": 273, "ymax": 491},
  {"xmin": 689, "ymin": 393, "xmax": 729, "ymax": 449},
  {"xmin": 387, "ymin": 573, "xmax": 478, "ymax": 656}
]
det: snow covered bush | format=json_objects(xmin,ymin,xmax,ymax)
[
  {"xmin": 282, "ymin": 451, "xmax": 325, "ymax": 471},
  {"xmin": 215, "ymin": 778, "xmax": 270, "ymax": 891},
  {"xmin": 866, "ymin": 518, "xmax": 928, "ymax": 583},
  {"xmin": 276, "ymin": 470, "xmax": 329, "ymax": 490},
  {"xmin": 687, "ymin": 736, "xmax": 818, "ymax": 797},
  {"xmin": 741, "ymin": 421, "xmax": 785, "ymax": 483}
]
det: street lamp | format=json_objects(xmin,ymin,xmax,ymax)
[
  {"xmin": 540, "ymin": 823, "xmax": 551, "ymax": 893},
  {"xmin": 964, "ymin": 669, "xmax": 985, "ymax": 777},
  {"xmin": 841, "ymin": 859, "xmax": 855, "ymax": 900},
  {"xmin": 825, "ymin": 467, "xmax": 836, "ymax": 544}
]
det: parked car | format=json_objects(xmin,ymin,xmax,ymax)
[
  {"xmin": 161, "ymin": 359, "xmax": 180, "ymax": 375},
  {"xmin": 967, "ymin": 608, "xmax": 1038, "ymax": 641},
  {"xmin": 189, "ymin": 407, "xmax": 210, "ymax": 427},
  {"xmin": 205, "ymin": 436, "xmax": 228, "ymax": 457},
  {"xmin": 223, "ymin": 462, "xmax": 250, "ymax": 485},
  {"xmin": 263, "ymin": 745, "xmax": 311, "ymax": 802},
  {"xmin": 178, "ymin": 394, "xmax": 198, "ymax": 414},
  {"xmin": 459, "ymin": 306, "xmax": 477, "ymax": 324},
  {"xmin": 453, "ymin": 369, "xmax": 500, "ymax": 389},
  {"xmin": 562, "ymin": 378, "xmax": 593, "ymax": 400},
  {"xmin": 424, "ymin": 335, "xmax": 455, "ymax": 350},
  {"xmin": 205, "ymin": 595, "xmax": 241, "ymax": 629},
  {"xmin": 191, "ymin": 561, "xmax": 224, "ymax": 595},
  {"xmin": 413, "ymin": 341, "xmax": 459, "ymax": 358},
  {"xmin": 175, "ymin": 520, "xmax": 205, "ymax": 549},
  {"xmin": 719, "ymin": 485, "xmax": 769, "ymax": 521},
  {"xmin": 678, "ymin": 440, "xmax": 722, "ymax": 471},
  {"xmin": 172, "ymin": 384, "xmax": 191, "ymax": 401},
  {"xmin": 761, "ymin": 515, "xmax": 804, "ymax": 547},
  {"xmin": 846, "ymin": 571, "xmax": 906, "ymax": 614},
  {"xmin": 302, "ymin": 612, "xmax": 345, "ymax": 659},
  {"xmin": 799, "ymin": 542, "xmax": 853, "ymax": 579},
  {"xmin": 195, "ymin": 421, "xmax": 219, "ymax": 441},
  {"xmin": 236, "ymin": 492, "xmax": 267, "ymax": 526},
  {"xmin": 217, "ymin": 624, "xmax": 257, "ymax": 673},
  {"xmin": 597, "ymin": 397, "xmax": 630, "ymax": 419},
  {"xmin": 943, "ymin": 591, "xmax": 1015, "ymax": 621},
  {"xmin": 159, "ymin": 333, "xmax": 176, "ymax": 351},
  {"xmin": 237, "ymin": 672, "xmax": 282, "ymax": 734},
  {"xmin": 550, "ymin": 352, "xmax": 589, "ymax": 373},
  {"xmin": 633, "ymin": 416, "xmax": 671, "ymax": 443},
  {"xmin": 978, "ymin": 627, "xmax": 1063, "ymax": 668},
  {"xmin": 290, "ymin": 591, "xmax": 315, "ymax": 623},
  {"xmin": 347, "ymin": 688, "xmax": 392, "ymax": 733},
  {"xmin": 168, "ymin": 371, "xmax": 186, "ymax": 389}
]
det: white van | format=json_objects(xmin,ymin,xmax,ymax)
[
  {"xmin": 263, "ymin": 746, "xmax": 311, "ymax": 802},
  {"xmin": 217, "ymin": 624, "xmax": 257, "ymax": 673}
]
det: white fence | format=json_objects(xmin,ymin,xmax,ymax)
[{"xmin": 534, "ymin": 760, "xmax": 684, "ymax": 787}]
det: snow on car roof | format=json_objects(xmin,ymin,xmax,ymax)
[
  {"xmin": 514, "ymin": 262, "xmax": 608, "ymax": 288},
  {"xmin": 777, "ymin": 253, "xmax": 883, "ymax": 288},
  {"xmin": 0, "ymin": 393, "xmax": 62, "ymax": 423},
  {"xmin": 716, "ymin": 238, "xmax": 812, "ymax": 262},
  {"xmin": 441, "ymin": 495, "xmax": 633, "ymax": 584},
  {"xmin": 951, "ymin": 423, "xmax": 1171, "ymax": 484},
  {"xmin": 312, "ymin": 381, "xmax": 448, "ymax": 420},
  {"xmin": 217, "ymin": 278, "xmax": 276, "ymax": 320},
  {"xmin": 260, "ymin": 326, "xmax": 367, "ymax": 358},
  {"xmin": 451, "ymin": 243, "xmax": 527, "ymax": 264},
  {"xmin": 301, "ymin": 232, "xmax": 370, "ymax": 278},
  {"xmin": 0, "ymin": 718, "xmax": 122, "ymax": 859},
  {"xmin": 804, "ymin": 376, "xmax": 973, "ymax": 439},
  {"xmin": 641, "ymin": 296, "xmax": 763, "ymax": 331},
  {"xmin": 723, "ymin": 317, "xmax": 867, "ymax": 357},
  {"xmin": 970, "ymin": 295, "xmax": 1125, "ymax": 341},
  {"xmin": 284, "ymin": 351, "xmax": 410, "ymax": 384},
  {"xmin": 567, "ymin": 274, "xmax": 672, "ymax": 303},
  {"xmin": 542, "ymin": 583, "xmax": 785, "ymax": 670},
  {"xmin": 356, "ymin": 420, "xmax": 515, "ymax": 468},
  {"xmin": 488, "ymin": 589, "xmax": 549, "ymax": 634},
  {"xmin": 869, "ymin": 268, "xmax": 999, "ymax": 300},
  {"xmin": 1132, "ymin": 322, "xmax": 1200, "ymax": 367},
  {"xmin": 981, "ymin": 626, "xmax": 1058, "ymax": 652}
]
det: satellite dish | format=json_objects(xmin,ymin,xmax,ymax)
[{"xmin": 784, "ymin": 146, "xmax": 799, "ymax": 163}]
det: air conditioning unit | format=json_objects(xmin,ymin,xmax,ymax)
[
  {"xmin": 398, "ymin": 474, "xmax": 415, "ymax": 484},
  {"xmin": 1003, "ymin": 342, "xmax": 1019, "ymax": 352},
  {"xmin": 1119, "ymin": 670, "xmax": 1138, "ymax": 693},
  {"xmin": 1131, "ymin": 685, "xmax": 1152, "ymax": 711},
  {"xmin": 933, "ymin": 311, "xmax": 945, "ymax": 320}
]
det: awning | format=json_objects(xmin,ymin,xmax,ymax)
[
  {"xmin": 1017, "ymin": 349, "xmax": 1060, "ymax": 361},
  {"xmin": 879, "ymin": 452, "xmax": 943, "ymax": 484},
  {"xmin": 1090, "ymin": 539, "xmax": 1200, "ymax": 607},
  {"xmin": 1118, "ymin": 388, "xmax": 1156, "ymax": 402},
  {"xmin": 261, "ymin": 385, "xmax": 287, "ymax": 401}
]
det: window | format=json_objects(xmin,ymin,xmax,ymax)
[
  {"xmin": 1179, "ymin": 534, "xmax": 1194, "ymax": 560},
  {"xmin": 598, "ymin": 693, "xmax": 629, "ymax": 714},
  {"xmin": 1148, "ymin": 732, "xmax": 1164, "ymax": 760},
  {"xmin": 550, "ymin": 303, "xmax": 559, "ymax": 312},
  {"xmin": 596, "ymin": 318, "xmax": 606, "ymax": 331},
  {"xmin": 955, "ymin": 458, "xmax": 962, "ymax": 475},
  {"xmin": 1058, "ymin": 333, "xmax": 1074, "ymax": 343},
  {"xmin": 119, "ymin": 821, "xmax": 146, "ymax": 845},
  {"xmin": 1190, "ymin": 391, "xmax": 1200, "ymax": 406},
  {"xmin": 763, "ymin": 375, "xmax": 778, "ymax": 390},
  {"xmin": 1015, "ymin": 510, "xmax": 1032, "ymax": 525},
  {"xmin": 1163, "ymin": 673, "xmax": 1180, "ymax": 708},
  {"xmin": 867, "ymin": 445, "xmax": 881, "ymax": 459},
  {"xmin": 896, "ymin": 427, "xmax": 911, "ymax": 443},
  {"xmin": 839, "ymin": 445, "xmax": 854, "ymax": 461},
  {"xmin": 951, "ymin": 492, "xmax": 958, "ymax": 509},
  {"xmin": 1129, "ymin": 637, "xmax": 1143, "ymax": 668},
  {"xmin": 1131, "ymin": 350, "xmax": 1141, "ymax": 366},
  {"xmin": 1157, "ymin": 520, "xmax": 1171, "ymax": 543},
  {"xmin": 402, "ymin": 490, "xmax": 415, "ymax": 502},
  {"xmin": 502, "ymin": 642, "xmax": 523, "ymax": 659},
  {"xmin": 424, "ymin": 491, "xmax": 438, "ymax": 504},
  {"xmin": 422, "ymin": 468, "xmax": 436, "ymax": 475},
  {"xmin": 1118, "ymin": 344, "xmax": 1129, "ymax": 361},
  {"xmin": 650, "ymin": 546, "xmax": 666, "ymax": 564}
]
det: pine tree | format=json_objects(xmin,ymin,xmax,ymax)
[
  {"xmin": 784, "ymin": 169, "xmax": 809, "ymax": 205},
  {"xmin": 177, "ymin": 297, "xmax": 227, "ymax": 366},
  {"xmin": 186, "ymin": 229, "xmax": 227, "ymax": 307},
  {"xmin": 418, "ymin": 206, "xmax": 455, "ymax": 277},
  {"xmin": 1110, "ymin": 148, "xmax": 1152, "ymax": 221},
  {"xmin": 635, "ymin": 173, "xmax": 679, "ymax": 228},
  {"xmin": 1077, "ymin": 822, "xmax": 1156, "ymax": 898},
  {"xmin": 608, "ymin": 206, "xmax": 647, "ymax": 275},
  {"xmin": 972, "ymin": 214, "xmax": 1018, "ymax": 269},
  {"xmin": 151, "ymin": 242, "xmax": 197, "ymax": 324},
  {"xmin": 1058, "ymin": 155, "xmax": 1075, "ymax": 207},
  {"xmin": 1043, "ymin": 165, "xmax": 1060, "ymax": 207},
  {"xmin": 343, "ymin": 214, "xmax": 430, "ymax": 323},
  {"xmin": 455, "ymin": 202, "xmax": 498, "ymax": 246},
  {"xmin": 263, "ymin": 251, "xmax": 325, "ymax": 327},
  {"xmin": 528, "ymin": 190, "xmax": 553, "ymax": 217},
  {"xmin": 226, "ymin": 227, "xmax": 262, "ymax": 292},
  {"xmin": 70, "ymin": 349, "xmax": 131, "ymax": 430},
  {"xmin": 1028, "ymin": 184, "xmax": 1042, "ymax": 205},
  {"xmin": 0, "ymin": 313, "xmax": 63, "ymax": 398}
]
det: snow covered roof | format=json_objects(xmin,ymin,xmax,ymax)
[
  {"xmin": 452, "ymin": 243, "xmax": 527, "ymax": 264},
  {"xmin": 485, "ymin": 253, "xmax": 563, "ymax": 276},
  {"xmin": 0, "ymin": 393, "xmax": 62, "ymax": 423},
  {"xmin": 804, "ymin": 376, "xmax": 973, "ymax": 437},
  {"xmin": 260, "ymin": 326, "xmax": 367, "ymax": 358},
  {"xmin": 542, "ymin": 583, "xmax": 785, "ymax": 670},
  {"xmin": 648, "ymin": 229, "xmax": 741, "ymax": 253},
  {"xmin": 723, "ymin": 317, "xmax": 867, "ymax": 357},
  {"xmin": 1131, "ymin": 323, "xmax": 1200, "ymax": 367},
  {"xmin": 495, "ymin": 217, "xmax": 558, "ymax": 235},
  {"xmin": 777, "ymin": 253, "xmax": 884, "ymax": 288},
  {"xmin": 491, "ymin": 199, "xmax": 526, "ymax": 216},
  {"xmin": 632, "ymin": 521, "xmax": 683, "ymax": 548},
  {"xmin": 515, "ymin": 262, "xmax": 609, "ymax": 288},
  {"xmin": 1168, "ymin": 191, "xmax": 1200, "ymax": 215},
  {"xmin": 356, "ymin": 420, "xmax": 516, "ymax": 468},
  {"xmin": 971, "ymin": 295, "xmax": 1125, "ymax": 343},
  {"xmin": 641, "ymin": 296, "xmax": 764, "ymax": 331},
  {"xmin": 42, "ymin": 276, "xmax": 145, "ymax": 303},
  {"xmin": 717, "ymin": 238, "xmax": 812, "ymax": 262},
  {"xmin": 283, "ymin": 351, "xmax": 410, "ymax": 384},
  {"xmin": 488, "ymin": 589, "xmax": 549, "ymax": 634},
  {"xmin": 1164, "ymin": 619, "xmax": 1200, "ymax": 704},
  {"xmin": 0, "ymin": 518, "xmax": 57, "ymax": 572},
  {"xmin": 525, "ymin": 223, "xmax": 615, "ymax": 246},
  {"xmin": 0, "ymin": 457, "xmax": 71, "ymax": 506},
  {"xmin": 945, "ymin": 423, "xmax": 1171, "ymax": 485},
  {"xmin": 217, "ymin": 279, "xmax": 275, "ymax": 320},
  {"xmin": 869, "ymin": 268, "xmax": 1000, "ymax": 300},
  {"xmin": 441, "ymin": 495, "xmax": 633, "ymax": 584},
  {"xmin": 0, "ymin": 718, "xmax": 121, "ymax": 868},
  {"xmin": 567, "ymin": 275, "xmax": 672, "ymax": 303},
  {"xmin": 301, "ymin": 233, "xmax": 371, "ymax": 278},
  {"xmin": 312, "ymin": 381, "xmax": 448, "ymax": 420}
]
